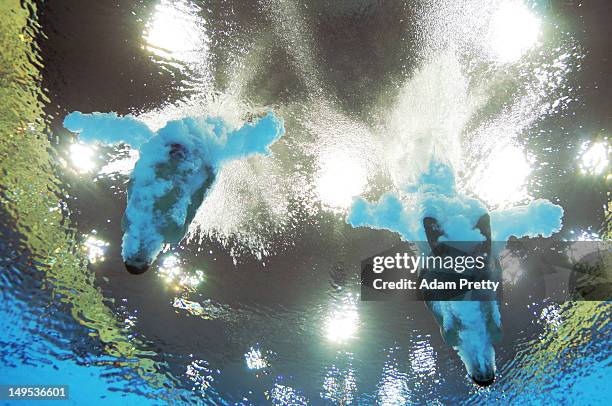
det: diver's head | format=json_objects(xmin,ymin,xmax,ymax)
[
  {"xmin": 471, "ymin": 371, "xmax": 495, "ymax": 387},
  {"xmin": 121, "ymin": 227, "xmax": 163, "ymax": 275},
  {"xmin": 123, "ymin": 258, "xmax": 150, "ymax": 275},
  {"xmin": 467, "ymin": 357, "xmax": 496, "ymax": 387},
  {"xmin": 458, "ymin": 309, "xmax": 501, "ymax": 388},
  {"xmin": 432, "ymin": 300, "xmax": 501, "ymax": 388},
  {"xmin": 455, "ymin": 331, "xmax": 497, "ymax": 388}
]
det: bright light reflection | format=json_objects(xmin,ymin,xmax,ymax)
[
  {"xmin": 124, "ymin": 316, "xmax": 137, "ymax": 329},
  {"xmin": 245, "ymin": 347, "xmax": 269, "ymax": 370},
  {"xmin": 82, "ymin": 233, "xmax": 109, "ymax": 263},
  {"xmin": 540, "ymin": 303, "xmax": 562, "ymax": 328},
  {"xmin": 158, "ymin": 255, "xmax": 205, "ymax": 290},
  {"xmin": 569, "ymin": 229, "xmax": 601, "ymax": 242},
  {"xmin": 186, "ymin": 359, "xmax": 215, "ymax": 393},
  {"xmin": 473, "ymin": 144, "xmax": 531, "ymax": 207},
  {"xmin": 410, "ymin": 339, "xmax": 436, "ymax": 377},
  {"xmin": 316, "ymin": 153, "xmax": 367, "ymax": 211},
  {"xmin": 488, "ymin": 1, "xmax": 541, "ymax": 63},
  {"xmin": 378, "ymin": 364, "xmax": 410, "ymax": 406},
  {"xmin": 323, "ymin": 295, "xmax": 359, "ymax": 343},
  {"xmin": 70, "ymin": 143, "xmax": 96, "ymax": 173},
  {"xmin": 321, "ymin": 364, "xmax": 357, "ymax": 404},
  {"xmin": 269, "ymin": 384, "xmax": 308, "ymax": 405},
  {"xmin": 173, "ymin": 298, "xmax": 204, "ymax": 316},
  {"xmin": 144, "ymin": 0, "xmax": 208, "ymax": 62},
  {"xmin": 579, "ymin": 141, "xmax": 610, "ymax": 175}
]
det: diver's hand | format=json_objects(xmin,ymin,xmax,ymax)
[{"xmin": 423, "ymin": 214, "xmax": 492, "ymax": 259}]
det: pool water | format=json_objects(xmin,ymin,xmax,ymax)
[{"xmin": 0, "ymin": 0, "xmax": 610, "ymax": 404}]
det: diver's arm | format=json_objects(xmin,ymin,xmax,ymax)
[
  {"xmin": 217, "ymin": 113, "xmax": 285, "ymax": 162},
  {"xmin": 64, "ymin": 111, "xmax": 154, "ymax": 149},
  {"xmin": 490, "ymin": 199, "xmax": 563, "ymax": 241}
]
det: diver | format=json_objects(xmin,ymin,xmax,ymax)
[
  {"xmin": 422, "ymin": 213, "xmax": 502, "ymax": 387},
  {"xmin": 64, "ymin": 111, "xmax": 285, "ymax": 275}
]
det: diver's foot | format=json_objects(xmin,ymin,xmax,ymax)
[{"xmin": 124, "ymin": 261, "xmax": 150, "ymax": 275}]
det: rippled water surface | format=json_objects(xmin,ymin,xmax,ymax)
[{"xmin": 0, "ymin": 0, "xmax": 610, "ymax": 404}]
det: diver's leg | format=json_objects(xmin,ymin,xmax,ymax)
[
  {"xmin": 474, "ymin": 213, "xmax": 492, "ymax": 258},
  {"xmin": 474, "ymin": 213, "xmax": 491, "ymax": 240},
  {"xmin": 423, "ymin": 217, "xmax": 445, "ymax": 255}
]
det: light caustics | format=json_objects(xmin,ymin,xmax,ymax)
[
  {"xmin": 377, "ymin": 364, "xmax": 411, "ymax": 406},
  {"xmin": 321, "ymin": 362, "xmax": 357, "ymax": 404},
  {"xmin": 245, "ymin": 347, "xmax": 269, "ymax": 371},
  {"xmin": 410, "ymin": 338, "xmax": 436, "ymax": 377},
  {"xmin": 568, "ymin": 229, "xmax": 602, "ymax": 242},
  {"xmin": 173, "ymin": 298, "xmax": 205, "ymax": 315},
  {"xmin": 82, "ymin": 232, "xmax": 109, "ymax": 264},
  {"xmin": 158, "ymin": 254, "xmax": 205, "ymax": 290},
  {"xmin": 186, "ymin": 359, "xmax": 215, "ymax": 393},
  {"xmin": 487, "ymin": 0, "xmax": 541, "ymax": 64},
  {"xmin": 268, "ymin": 384, "xmax": 308, "ymax": 405},
  {"xmin": 539, "ymin": 303, "xmax": 562, "ymax": 328},
  {"xmin": 98, "ymin": 148, "xmax": 139, "ymax": 176},
  {"xmin": 172, "ymin": 297, "xmax": 233, "ymax": 321}
]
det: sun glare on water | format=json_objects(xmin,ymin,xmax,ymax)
[
  {"xmin": 70, "ymin": 143, "xmax": 96, "ymax": 174},
  {"xmin": 378, "ymin": 364, "xmax": 411, "ymax": 406},
  {"xmin": 323, "ymin": 295, "xmax": 359, "ymax": 343},
  {"xmin": 472, "ymin": 144, "xmax": 532, "ymax": 207},
  {"xmin": 245, "ymin": 347, "xmax": 269, "ymax": 370},
  {"xmin": 488, "ymin": 1, "xmax": 541, "ymax": 63},
  {"xmin": 158, "ymin": 254, "xmax": 205, "ymax": 290},
  {"xmin": 82, "ymin": 233, "xmax": 109, "ymax": 264},
  {"xmin": 143, "ymin": 0, "xmax": 208, "ymax": 63},
  {"xmin": 579, "ymin": 140, "xmax": 610, "ymax": 176},
  {"xmin": 316, "ymin": 153, "xmax": 368, "ymax": 212}
]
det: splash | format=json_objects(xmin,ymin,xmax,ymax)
[
  {"xmin": 64, "ymin": 112, "xmax": 154, "ymax": 149},
  {"xmin": 490, "ymin": 199, "xmax": 564, "ymax": 242},
  {"xmin": 348, "ymin": 160, "xmax": 563, "ymax": 243},
  {"xmin": 133, "ymin": 97, "xmax": 308, "ymax": 262},
  {"xmin": 64, "ymin": 111, "xmax": 285, "ymax": 271},
  {"xmin": 383, "ymin": 52, "xmax": 477, "ymax": 189}
]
